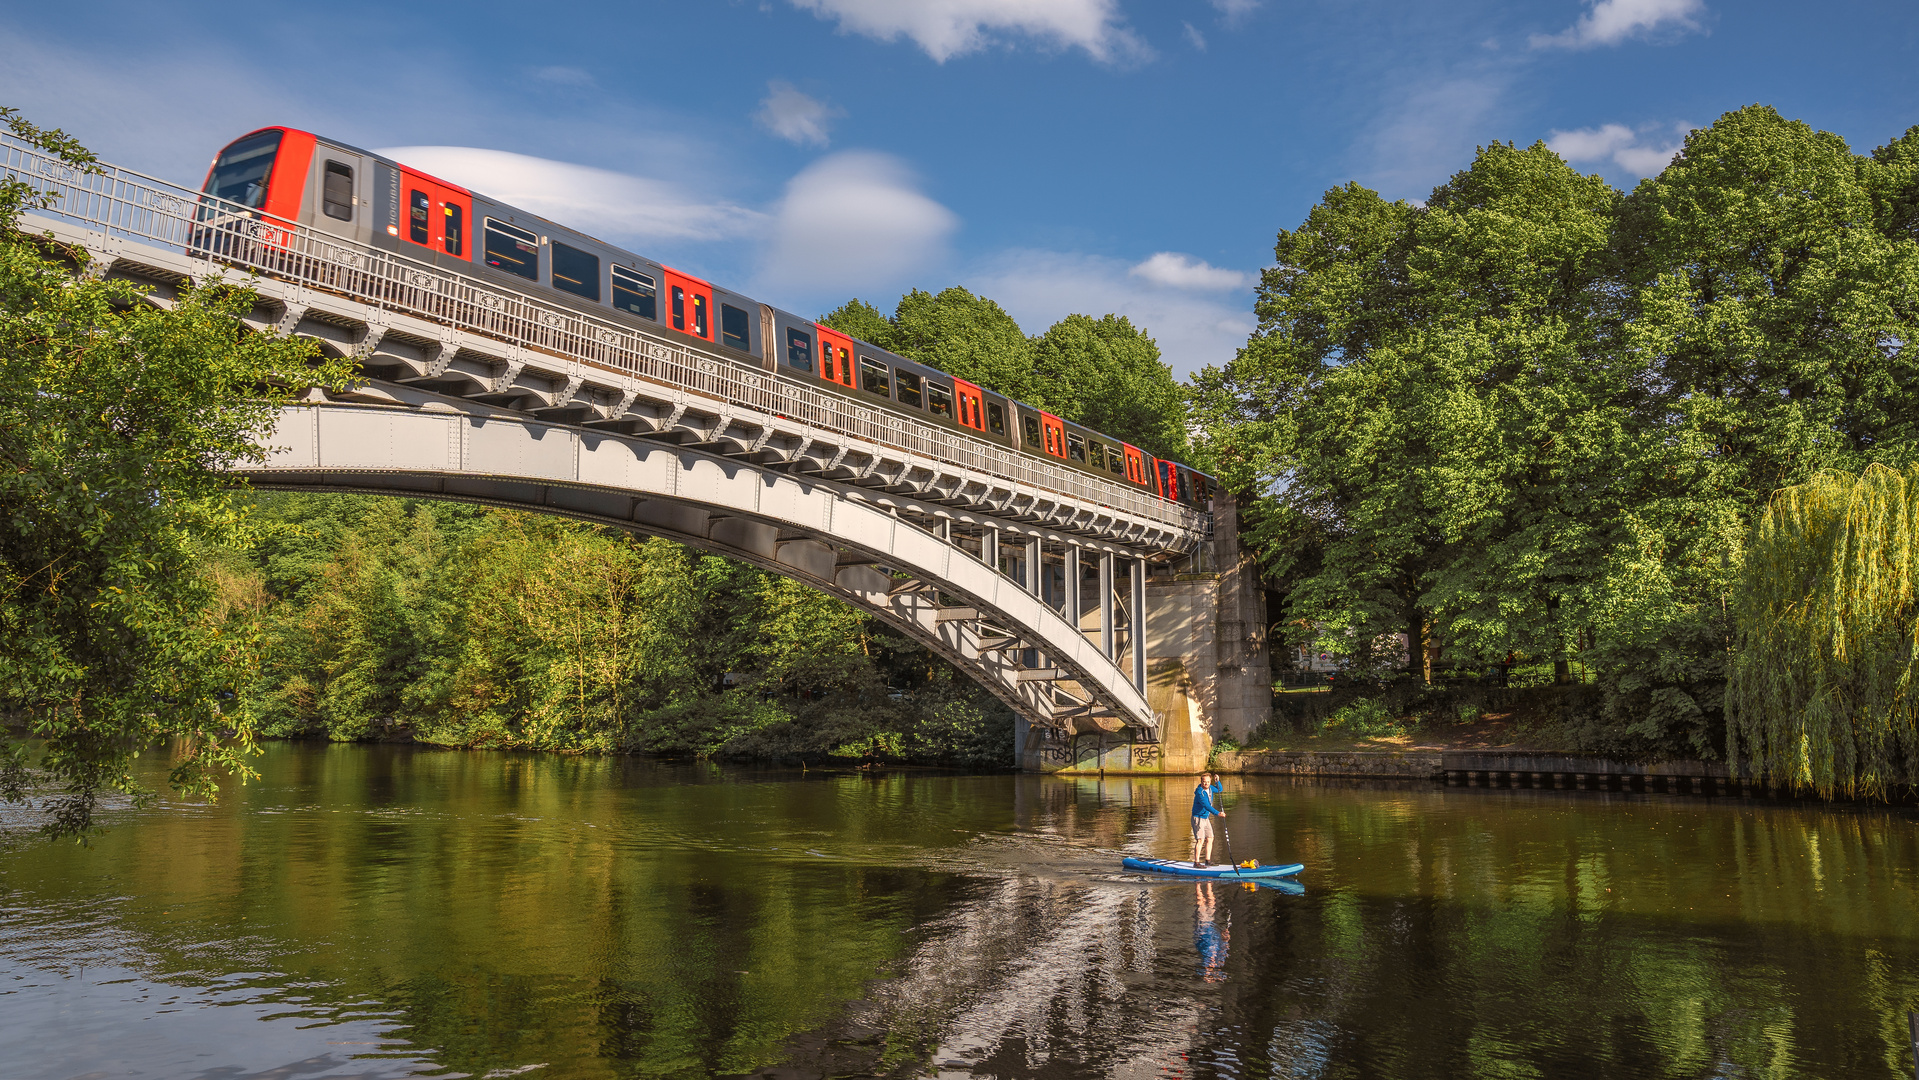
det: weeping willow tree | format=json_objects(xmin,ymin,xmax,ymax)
[{"xmin": 1727, "ymin": 464, "xmax": 1919, "ymax": 798}]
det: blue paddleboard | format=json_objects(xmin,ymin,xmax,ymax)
[{"xmin": 1121, "ymin": 857, "xmax": 1304, "ymax": 879}]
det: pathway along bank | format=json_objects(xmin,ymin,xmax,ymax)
[{"xmin": 1211, "ymin": 749, "xmax": 1906, "ymax": 800}]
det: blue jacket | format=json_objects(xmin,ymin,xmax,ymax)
[{"xmin": 1192, "ymin": 782, "xmax": 1222, "ymax": 819}]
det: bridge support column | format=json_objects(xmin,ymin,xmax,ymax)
[
  {"xmin": 1064, "ymin": 546, "xmax": 1081, "ymax": 639},
  {"xmin": 1130, "ymin": 558, "xmax": 1147, "ymax": 694},
  {"xmin": 983, "ymin": 526, "xmax": 999, "ymax": 577},
  {"xmin": 1024, "ymin": 494, "xmax": 1268, "ymax": 776},
  {"xmin": 1099, "ymin": 552, "xmax": 1115, "ymax": 660}
]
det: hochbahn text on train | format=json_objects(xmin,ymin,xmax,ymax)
[{"xmin": 200, "ymin": 126, "xmax": 1218, "ymax": 509}]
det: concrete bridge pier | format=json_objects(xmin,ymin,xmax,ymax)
[{"xmin": 1018, "ymin": 491, "xmax": 1269, "ymax": 775}]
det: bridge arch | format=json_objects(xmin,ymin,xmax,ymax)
[{"xmin": 244, "ymin": 397, "xmax": 1160, "ymax": 736}]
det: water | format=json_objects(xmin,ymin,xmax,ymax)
[{"xmin": 2, "ymin": 743, "xmax": 1916, "ymax": 1079}]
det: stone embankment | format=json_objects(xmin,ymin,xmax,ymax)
[{"xmin": 1213, "ymin": 749, "xmax": 1794, "ymax": 796}]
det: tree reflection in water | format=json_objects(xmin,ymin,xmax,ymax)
[{"xmin": 0, "ymin": 746, "xmax": 1914, "ymax": 1079}]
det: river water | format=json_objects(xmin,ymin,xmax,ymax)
[{"xmin": 1, "ymin": 743, "xmax": 1915, "ymax": 1079}]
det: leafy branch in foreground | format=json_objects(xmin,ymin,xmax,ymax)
[{"xmin": 0, "ymin": 107, "xmax": 352, "ymax": 838}]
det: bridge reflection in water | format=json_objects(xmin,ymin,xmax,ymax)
[{"xmin": 0, "ymin": 744, "xmax": 1914, "ymax": 1079}]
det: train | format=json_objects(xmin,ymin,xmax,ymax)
[{"xmin": 200, "ymin": 126, "xmax": 1215, "ymax": 510}]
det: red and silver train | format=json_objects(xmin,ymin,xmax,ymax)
[{"xmin": 201, "ymin": 126, "xmax": 1215, "ymax": 509}]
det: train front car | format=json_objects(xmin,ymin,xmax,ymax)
[{"xmin": 194, "ymin": 127, "xmax": 317, "ymax": 256}]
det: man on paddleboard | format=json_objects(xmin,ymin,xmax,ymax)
[{"xmin": 1191, "ymin": 772, "xmax": 1224, "ymax": 867}]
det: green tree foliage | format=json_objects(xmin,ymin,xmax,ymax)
[
  {"xmin": 1028, "ymin": 313, "xmax": 1190, "ymax": 461},
  {"xmin": 1195, "ymin": 105, "xmax": 1919, "ymax": 759},
  {"xmin": 238, "ymin": 495, "xmax": 1013, "ymax": 766},
  {"xmin": 825, "ymin": 288, "xmax": 1194, "ymax": 459},
  {"xmin": 0, "ymin": 108, "xmax": 350, "ymax": 837},
  {"xmin": 1727, "ymin": 464, "xmax": 1919, "ymax": 797}
]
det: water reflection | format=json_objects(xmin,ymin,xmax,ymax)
[
  {"xmin": 1194, "ymin": 882, "xmax": 1229, "ymax": 983},
  {"xmin": 0, "ymin": 745, "xmax": 1915, "ymax": 1079}
]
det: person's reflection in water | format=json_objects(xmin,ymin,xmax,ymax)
[{"xmin": 1194, "ymin": 882, "xmax": 1229, "ymax": 982}]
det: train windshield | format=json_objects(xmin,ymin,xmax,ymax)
[{"xmin": 206, "ymin": 130, "xmax": 282, "ymax": 209}]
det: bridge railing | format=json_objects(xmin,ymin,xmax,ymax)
[{"xmin": 2, "ymin": 133, "xmax": 1210, "ymax": 541}]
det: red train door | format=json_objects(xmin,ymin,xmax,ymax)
[
  {"xmin": 1123, "ymin": 445, "xmax": 1147, "ymax": 487},
  {"xmin": 1157, "ymin": 460, "xmax": 1180, "ymax": 501},
  {"xmin": 953, "ymin": 378, "xmax": 986, "ymax": 432},
  {"xmin": 816, "ymin": 325, "xmax": 856, "ymax": 389},
  {"xmin": 398, "ymin": 168, "xmax": 471, "ymax": 258},
  {"xmin": 1040, "ymin": 413, "xmax": 1067, "ymax": 459},
  {"xmin": 663, "ymin": 268, "xmax": 713, "ymax": 341}
]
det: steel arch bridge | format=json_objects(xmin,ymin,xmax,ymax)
[{"xmin": 2, "ymin": 131, "xmax": 1243, "ymax": 746}]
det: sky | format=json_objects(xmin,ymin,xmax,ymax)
[{"xmin": 4, "ymin": 0, "xmax": 1917, "ymax": 375}]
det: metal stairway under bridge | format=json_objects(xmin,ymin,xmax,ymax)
[{"xmin": 3, "ymin": 132, "xmax": 1214, "ymax": 741}]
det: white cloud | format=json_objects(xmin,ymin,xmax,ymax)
[
  {"xmin": 756, "ymin": 151, "xmax": 959, "ymax": 297},
  {"xmin": 755, "ymin": 81, "xmax": 844, "ymax": 146},
  {"xmin": 1359, "ymin": 74, "xmax": 1509, "ymax": 200},
  {"xmin": 968, "ymin": 250, "xmax": 1256, "ymax": 377},
  {"xmin": 786, "ymin": 0, "xmax": 1150, "ymax": 64},
  {"xmin": 375, "ymin": 146, "xmax": 766, "ymax": 244},
  {"xmin": 1210, "ymin": 0, "xmax": 1260, "ymax": 23},
  {"xmin": 1530, "ymin": 0, "xmax": 1705, "ymax": 50},
  {"xmin": 530, "ymin": 65, "xmax": 594, "ymax": 87},
  {"xmin": 1547, "ymin": 121, "xmax": 1689, "ymax": 178},
  {"xmin": 1130, "ymin": 252, "xmax": 1250, "ymax": 291},
  {"xmin": 1183, "ymin": 21, "xmax": 1206, "ymax": 50}
]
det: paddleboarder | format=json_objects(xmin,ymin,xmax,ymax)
[{"xmin": 1191, "ymin": 771, "xmax": 1224, "ymax": 867}]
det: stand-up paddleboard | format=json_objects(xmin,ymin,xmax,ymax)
[{"xmin": 1121, "ymin": 857, "xmax": 1304, "ymax": 879}]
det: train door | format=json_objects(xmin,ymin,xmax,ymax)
[
  {"xmin": 1123, "ymin": 445, "xmax": 1147, "ymax": 487},
  {"xmin": 1040, "ymin": 413, "xmax": 1067, "ymax": 459},
  {"xmin": 398, "ymin": 168, "xmax": 471, "ymax": 259},
  {"xmin": 953, "ymin": 379, "xmax": 987, "ymax": 433},
  {"xmin": 661, "ymin": 268, "xmax": 713, "ymax": 341},
  {"xmin": 1157, "ymin": 460, "xmax": 1180, "ymax": 501},
  {"xmin": 816, "ymin": 325, "xmax": 856, "ymax": 389},
  {"xmin": 302, "ymin": 143, "xmax": 372, "ymax": 245}
]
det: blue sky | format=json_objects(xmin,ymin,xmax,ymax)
[{"xmin": 5, "ymin": 0, "xmax": 1917, "ymax": 374}]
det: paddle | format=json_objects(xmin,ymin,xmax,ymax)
[{"xmin": 1221, "ymin": 820, "xmax": 1240, "ymax": 876}]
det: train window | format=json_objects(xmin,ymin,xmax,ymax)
[
  {"xmin": 1067, "ymin": 433, "xmax": 1086, "ymax": 462},
  {"xmin": 826, "ymin": 344, "xmax": 853, "ymax": 386},
  {"xmin": 671, "ymin": 287, "xmax": 685, "ymax": 330},
  {"xmin": 895, "ymin": 369, "xmax": 922, "ymax": 408},
  {"xmin": 1109, "ymin": 450, "xmax": 1126, "ymax": 477},
  {"xmin": 207, "ymin": 129, "xmax": 282, "ymax": 209},
  {"xmin": 785, "ymin": 327, "xmax": 814, "ymax": 372},
  {"xmin": 322, "ymin": 161, "xmax": 353, "ymax": 221},
  {"xmin": 721, "ymin": 304, "xmax": 751, "ymax": 351},
  {"xmin": 927, "ymin": 382, "xmax": 953, "ymax": 418},
  {"xmin": 553, "ymin": 242, "xmax": 600, "ymax": 301},
  {"xmin": 859, "ymin": 357, "xmax": 890, "ymax": 397},
  {"xmin": 612, "ymin": 266, "xmax": 656, "ymax": 318},
  {"xmin": 988, "ymin": 402, "xmax": 1006, "ymax": 436},
  {"xmin": 484, "ymin": 218, "xmax": 539, "ymax": 280},
  {"xmin": 443, "ymin": 203, "xmax": 463, "ymax": 256},
  {"xmin": 1088, "ymin": 441, "xmax": 1105, "ymax": 469},
  {"xmin": 1022, "ymin": 414, "xmax": 1041, "ymax": 448},
  {"xmin": 408, "ymin": 189, "xmax": 430, "ymax": 243}
]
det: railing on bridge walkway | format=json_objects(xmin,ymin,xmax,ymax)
[{"xmin": 0, "ymin": 132, "xmax": 1209, "ymax": 549}]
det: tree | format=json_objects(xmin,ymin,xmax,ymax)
[
  {"xmin": 0, "ymin": 108, "xmax": 349, "ymax": 837},
  {"xmin": 1028, "ymin": 313, "xmax": 1190, "ymax": 461},
  {"xmin": 863, "ymin": 287, "xmax": 1039, "ymax": 402},
  {"xmin": 1194, "ymin": 105, "xmax": 1919, "ymax": 757},
  {"xmin": 1727, "ymin": 464, "xmax": 1919, "ymax": 797}
]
